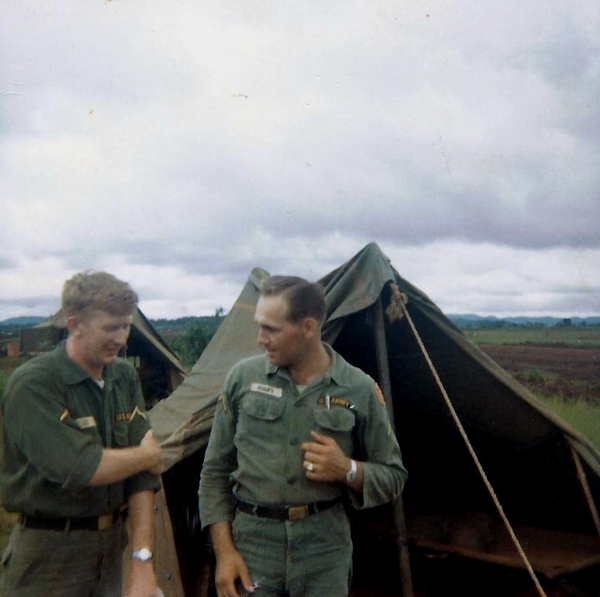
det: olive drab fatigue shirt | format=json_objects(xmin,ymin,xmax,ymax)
[
  {"xmin": 0, "ymin": 341, "xmax": 159, "ymax": 518},
  {"xmin": 199, "ymin": 344, "xmax": 407, "ymax": 528}
]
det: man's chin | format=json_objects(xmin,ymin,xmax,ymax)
[{"xmin": 266, "ymin": 352, "xmax": 281, "ymax": 366}]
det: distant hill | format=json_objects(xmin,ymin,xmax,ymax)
[
  {"xmin": 447, "ymin": 314, "xmax": 600, "ymax": 328},
  {"xmin": 0, "ymin": 316, "xmax": 46, "ymax": 328},
  {"xmin": 2, "ymin": 314, "xmax": 599, "ymax": 331}
]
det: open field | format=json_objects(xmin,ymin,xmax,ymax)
[
  {"xmin": 463, "ymin": 325, "xmax": 600, "ymax": 347},
  {"xmin": 479, "ymin": 343, "xmax": 600, "ymax": 402}
]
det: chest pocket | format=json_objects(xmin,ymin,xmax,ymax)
[
  {"xmin": 313, "ymin": 408, "xmax": 356, "ymax": 432},
  {"xmin": 313, "ymin": 408, "xmax": 356, "ymax": 455},
  {"xmin": 242, "ymin": 393, "xmax": 286, "ymax": 421}
]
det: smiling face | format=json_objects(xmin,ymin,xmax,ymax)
[
  {"xmin": 254, "ymin": 294, "xmax": 309, "ymax": 368},
  {"xmin": 67, "ymin": 309, "xmax": 133, "ymax": 378}
]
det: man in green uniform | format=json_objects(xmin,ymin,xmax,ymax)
[
  {"xmin": 199, "ymin": 276, "xmax": 407, "ymax": 597},
  {"xmin": 0, "ymin": 271, "xmax": 163, "ymax": 597}
]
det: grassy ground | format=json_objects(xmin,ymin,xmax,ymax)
[
  {"xmin": 463, "ymin": 326, "xmax": 600, "ymax": 347},
  {"xmin": 541, "ymin": 396, "xmax": 600, "ymax": 449}
]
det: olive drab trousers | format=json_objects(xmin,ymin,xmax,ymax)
[
  {"xmin": 232, "ymin": 503, "xmax": 353, "ymax": 597},
  {"xmin": 0, "ymin": 521, "xmax": 126, "ymax": 597}
]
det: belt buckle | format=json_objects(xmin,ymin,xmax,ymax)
[
  {"xmin": 288, "ymin": 505, "xmax": 309, "ymax": 521},
  {"xmin": 98, "ymin": 514, "xmax": 113, "ymax": 530}
]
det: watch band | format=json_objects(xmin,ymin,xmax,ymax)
[{"xmin": 345, "ymin": 459, "xmax": 357, "ymax": 483}]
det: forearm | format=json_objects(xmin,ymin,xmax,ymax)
[
  {"xmin": 125, "ymin": 490, "xmax": 158, "ymax": 597},
  {"xmin": 210, "ymin": 520, "xmax": 237, "ymax": 558},
  {"xmin": 128, "ymin": 490, "xmax": 155, "ymax": 549},
  {"xmin": 89, "ymin": 446, "xmax": 157, "ymax": 486},
  {"xmin": 89, "ymin": 429, "xmax": 161, "ymax": 487}
]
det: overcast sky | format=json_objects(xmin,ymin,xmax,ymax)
[{"xmin": 1, "ymin": 0, "xmax": 599, "ymax": 321}]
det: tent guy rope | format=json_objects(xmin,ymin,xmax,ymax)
[{"xmin": 389, "ymin": 283, "xmax": 549, "ymax": 597}]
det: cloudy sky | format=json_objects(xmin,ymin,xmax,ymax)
[{"xmin": 1, "ymin": 0, "xmax": 599, "ymax": 321}]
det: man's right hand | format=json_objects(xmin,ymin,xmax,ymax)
[
  {"xmin": 140, "ymin": 430, "xmax": 163, "ymax": 475},
  {"xmin": 210, "ymin": 521, "xmax": 254, "ymax": 597},
  {"xmin": 214, "ymin": 546, "xmax": 253, "ymax": 597}
]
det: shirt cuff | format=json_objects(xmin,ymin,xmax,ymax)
[{"xmin": 125, "ymin": 471, "xmax": 162, "ymax": 498}]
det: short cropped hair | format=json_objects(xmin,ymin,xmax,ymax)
[
  {"xmin": 62, "ymin": 271, "xmax": 138, "ymax": 318},
  {"xmin": 260, "ymin": 275, "xmax": 326, "ymax": 324}
]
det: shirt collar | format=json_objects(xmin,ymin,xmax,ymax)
[
  {"xmin": 54, "ymin": 340, "xmax": 123, "ymax": 386},
  {"xmin": 264, "ymin": 343, "xmax": 346, "ymax": 387}
]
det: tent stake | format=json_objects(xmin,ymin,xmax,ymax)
[{"xmin": 374, "ymin": 296, "xmax": 415, "ymax": 597}]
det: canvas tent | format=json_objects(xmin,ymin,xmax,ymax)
[
  {"xmin": 149, "ymin": 243, "xmax": 600, "ymax": 596},
  {"xmin": 22, "ymin": 308, "xmax": 186, "ymax": 407}
]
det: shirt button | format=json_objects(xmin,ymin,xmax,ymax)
[
  {"xmin": 287, "ymin": 476, "xmax": 298, "ymax": 485},
  {"xmin": 290, "ymin": 437, "xmax": 299, "ymax": 446}
]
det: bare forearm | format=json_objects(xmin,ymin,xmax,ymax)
[
  {"xmin": 125, "ymin": 490, "xmax": 158, "ymax": 596},
  {"xmin": 89, "ymin": 429, "xmax": 161, "ymax": 487},
  {"xmin": 210, "ymin": 520, "xmax": 237, "ymax": 557},
  {"xmin": 89, "ymin": 446, "xmax": 156, "ymax": 486},
  {"xmin": 128, "ymin": 490, "xmax": 155, "ymax": 549}
]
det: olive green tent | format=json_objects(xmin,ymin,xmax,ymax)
[{"xmin": 149, "ymin": 243, "xmax": 600, "ymax": 597}]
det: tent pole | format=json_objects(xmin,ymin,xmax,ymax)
[{"xmin": 374, "ymin": 296, "xmax": 414, "ymax": 597}]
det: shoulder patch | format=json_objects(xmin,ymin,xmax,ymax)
[{"xmin": 374, "ymin": 384, "xmax": 386, "ymax": 406}]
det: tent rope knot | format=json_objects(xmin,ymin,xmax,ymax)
[{"xmin": 385, "ymin": 283, "xmax": 408, "ymax": 322}]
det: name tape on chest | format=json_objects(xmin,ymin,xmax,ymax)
[
  {"xmin": 250, "ymin": 383, "xmax": 283, "ymax": 398},
  {"xmin": 316, "ymin": 396, "xmax": 354, "ymax": 409},
  {"xmin": 74, "ymin": 416, "xmax": 97, "ymax": 429}
]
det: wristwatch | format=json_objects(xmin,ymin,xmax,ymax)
[
  {"xmin": 345, "ymin": 459, "xmax": 357, "ymax": 483},
  {"xmin": 130, "ymin": 547, "xmax": 153, "ymax": 562}
]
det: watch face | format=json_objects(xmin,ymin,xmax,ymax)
[{"xmin": 132, "ymin": 547, "xmax": 153, "ymax": 561}]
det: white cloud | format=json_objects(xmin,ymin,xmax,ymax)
[{"xmin": 1, "ymin": 0, "xmax": 599, "ymax": 320}]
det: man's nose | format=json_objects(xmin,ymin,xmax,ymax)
[
  {"xmin": 115, "ymin": 328, "xmax": 130, "ymax": 345},
  {"xmin": 256, "ymin": 329, "xmax": 267, "ymax": 346}
]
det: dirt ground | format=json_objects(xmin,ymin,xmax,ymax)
[{"xmin": 479, "ymin": 344, "xmax": 600, "ymax": 402}]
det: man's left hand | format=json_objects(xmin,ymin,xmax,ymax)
[{"xmin": 301, "ymin": 431, "xmax": 351, "ymax": 482}]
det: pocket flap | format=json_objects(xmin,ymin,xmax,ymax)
[
  {"xmin": 243, "ymin": 393, "xmax": 286, "ymax": 421},
  {"xmin": 313, "ymin": 408, "xmax": 356, "ymax": 432}
]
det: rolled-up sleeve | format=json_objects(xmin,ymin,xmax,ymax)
[{"xmin": 4, "ymin": 372, "xmax": 103, "ymax": 491}]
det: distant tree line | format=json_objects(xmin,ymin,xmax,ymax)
[
  {"xmin": 451, "ymin": 317, "xmax": 599, "ymax": 330},
  {"xmin": 153, "ymin": 308, "xmax": 225, "ymax": 369}
]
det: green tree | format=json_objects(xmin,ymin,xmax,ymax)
[{"xmin": 172, "ymin": 308, "xmax": 225, "ymax": 368}]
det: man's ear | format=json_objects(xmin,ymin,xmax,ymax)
[
  {"xmin": 302, "ymin": 317, "xmax": 319, "ymax": 339},
  {"xmin": 66, "ymin": 315, "xmax": 81, "ymax": 336}
]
